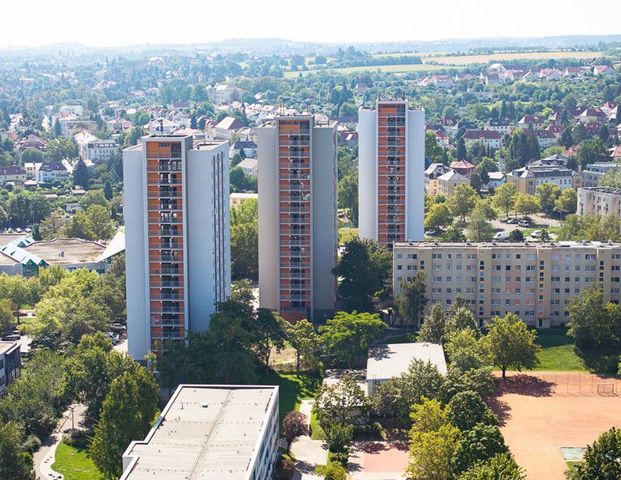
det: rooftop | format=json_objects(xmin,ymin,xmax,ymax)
[
  {"xmin": 580, "ymin": 186, "xmax": 621, "ymax": 195},
  {"xmin": 0, "ymin": 341, "xmax": 19, "ymax": 356},
  {"xmin": 367, "ymin": 343, "xmax": 448, "ymax": 381},
  {"xmin": 24, "ymin": 238, "xmax": 106, "ymax": 264},
  {"xmin": 121, "ymin": 385, "xmax": 278, "ymax": 480},
  {"xmin": 394, "ymin": 241, "xmax": 621, "ymax": 250}
]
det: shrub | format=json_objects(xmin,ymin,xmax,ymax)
[
  {"xmin": 275, "ymin": 455, "xmax": 296, "ymax": 480},
  {"xmin": 316, "ymin": 462, "xmax": 348, "ymax": 480},
  {"xmin": 21, "ymin": 435, "xmax": 42, "ymax": 454},
  {"xmin": 325, "ymin": 424, "xmax": 353, "ymax": 453},
  {"xmin": 283, "ymin": 411, "xmax": 308, "ymax": 447},
  {"xmin": 62, "ymin": 429, "xmax": 90, "ymax": 449}
]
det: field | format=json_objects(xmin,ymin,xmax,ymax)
[
  {"xmin": 535, "ymin": 328, "xmax": 587, "ymax": 372},
  {"xmin": 52, "ymin": 443, "xmax": 103, "ymax": 480},
  {"xmin": 424, "ymin": 50, "xmax": 603, "ymax": 65},
  {"xmin": 258, "ymin": 371, "xmax": 322, "ymax": 426},
  {"xmin": 492, "ymin": 372, "xmax": 621, "ymax": 479},
  {"xmin": 284, "ymin": 63, "xmax": 462, "ymax": 78}
]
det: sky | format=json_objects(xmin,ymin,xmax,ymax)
[{"xmin": 1, "ymin": 0, "xmax": 620, "ymax": 48}]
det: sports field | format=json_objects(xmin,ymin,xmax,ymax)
[{"xmin": 491, "ymin": 371, "xmax": 621, "ymax": 479}]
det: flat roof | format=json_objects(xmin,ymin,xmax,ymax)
[
  {"xmin": 121, "ymin": 385, "xmax": 278, "ymax": 480},
  {"xmin": 367, "ymin": 342, "xmax": 447, "ymax": 381},
  {"xmin": 0, "ymin": 341, "xmax": 18, "ymax": 356},
  {"xmin": 24, "ymin": 238, "xmax": 106, "ymax": 264},
  {"xmin": 580, "ymin": 186, "xmax": 621, "ymax": 195},
  {"xmin": 394, "ymin": 241, "xmax": 621, "ymax": 249}
]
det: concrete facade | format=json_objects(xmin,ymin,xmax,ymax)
[
  {"xmin": 0, "ymin": 341, "xmax": 21, "ymax": 396},
  {"xmin": 578, "ymin": 187, "xmax": 621, "ymax": 217}
]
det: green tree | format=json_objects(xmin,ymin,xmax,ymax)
[
  {"xmin": 508, "ymin": 130, "xmax": 540, "ymax": 167},
  {"xmin": 255, "ymin": 308, "xmax": 285, "ymax": 370},
  {"xmin": 73, "ymin": 159, "xmax": 89, "ymax": 188},
  {"xmin": 555, "ymin": 188, "xmax": 577, "ymax": 217},
  {"xmin": 481, "ymin": 313, "xmax": 539, "ymax": 378},
  {"xmin": 39, "ymin": 209, "xmax": 68, "ymax": 240},
  {"xmin": 283, "ymin": 319, "xmax": 318, "ymax": 373},
  {"xmin": 333, "ymin": 238, "xmax": 391, "ymax": 312},
  {"xmin": 103, "ymin": 181, "xmax": 113, "ymax": 200},
  {"xmin": 457, "ymin": 137, "xmax": 467, "ymax": 160},
  {"xmin": 513, "ymin": 193, "xmax": 540, "ymax": 218},
  {"xmin": 448, "ymin": 391, "xmax": 497, "ymax": 431},
  {"xmin": 85, "ymin": 205, "xmax": 116, "ymax": 240},
  {"xmin": 418, "ymin": 303, "xmax": 446, "ymax": 343},
  {"xmin": 492, "ymin": 183, "xmax": 517, "ymax": 218},
  {"xmin": 467, "ymin": 206, "xmax": 494, "ymax": 242},
  {"xmin": 445, "ymin": 329, "xmax": 486, "ymax": 372},
  {"xmin": 90, "ymin": 368, "xmax": 159, "ymax": 479},
  {"xmin": 576, "ymin": 139, "xmax": 608, "ymax": 169},
  {"xmin": 475, "ymin": 158, "xmax": 498, "ymax": 185},
  {"xmin": 0, "ymin": 298, "xmax": 16, "ymax": 335},
  {"xmin": 0, "ymin": 422, "xmax": 35, "ymax": 480},
  {"xmin": 426, "ymin": 202, "xmax": 453, "ymax": 230},
  {"xmin": 315, "ymin": 462, "xmax": 348, "ymax": 480},
  {"xmin": 79, "ymin": 190, "xmax": 108, "ymax": 210},
  {"xmin": 316, "ymin": 373, "xmax": 370, "ymax": 427},
  {"xmin": 560, "ymin": 127, "xmax": 574, "ymax": 149},
  {"xmin": 319, "ymin": 312, "xmax": 385, "ymax": 368},
  {"xmin": 338, "ymin": 172, "xmax": 359, "ymax": 226},
  {"xmin": 395, "ymin": 272, "xmax": 428, "ymax": 327},
  {"xmin": 7, "ymin": 191, "xmax": 52, "ymax": 227},
  {"xmin": 536, "ymin": 183, "xmax": 562, "ymax": 215},
  {"xmin": 458, "ymin": 453, "xmax": 525, "ymax": 480},
  {"xmin": 454, "ymin": 425, "xmax": 510, "ymax": 475},
  {"xmin": 446, "ymin": 307, "xmax": 478, "ymax": 337},
  {"xmin": 426, "ymin": 131, "xmax": 446, "ymax": 164},
  {"xmin": 408, "ymin": 398, "xmax": 461, "ymax": 480},
  {"xmin": 569, "ymin": 427, "xmax": 621, "ymax": 480},
  {"xmin": 231, "ymin": 199, "xmax": 258, "ymax": 281},
  {"xmin": 448, "ymin": 184, "xmax": 478, "ymax": 223}
]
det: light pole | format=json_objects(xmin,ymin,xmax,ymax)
[{"xmin": 69, "ymin": 405, "xmax": 75, "ymax": 432}]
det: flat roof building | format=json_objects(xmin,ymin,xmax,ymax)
[
  {"xmin": 394, "ymin": 241, "xmax": 621, "ymax": 328},
  {"xmin": 367, "ymin": 342, "xmax": 447, "ymax": 395},
  {"xmin": 358, "ymin": 100, "xmax": 425, "ymax": 244},
  {"xmin": 0, "ymin": 341, "xmax": 21, "ymax": 396},
  {"xmin": 121, "ymin": 385, "xmax": 279, "ymax": 480},
  {"xmin": 578, "ymin": 187, "xmax": 621, "ymax": 217},
  {"xmin": 124, "ymin": 135, "xmax": 231, "ymax": 359},
  {"xmin": 257, "ymin": 116, "xmax": 337, "ymax": 322}
]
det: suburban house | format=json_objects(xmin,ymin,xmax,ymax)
[
  {"xmin": 425, "ymin": 163, "xmax": 452, "ymax": 195},
  {"xmin": 237, "ymin": 157, "xmax": 258, "ymax": 177},
  {"xmin": 462, "ymin": 129, "xmax": 502, "ymax": 150},
  {"xmin": 449, "ymin": 160, "xmax": 476, "ymax": 176},
  {"xmin": 215, "ymin": 116, "xmax": 244, "ymax": 139},
  {"xmin": 18, "ymin": 133, "xmax": 47, "ymax": 151},
  {"xmin": 36, "ymin": 162, "xmax": 70, "ymax": 184},
  {"xmin": 0, "ymin": 166, "xmax": 27, "ymax": 185},
  {"xmin": 507, "ymin": 165, "xmax": 582, "ymax": 194},
  {"xmin": 436, "ymin": 170, "xmax": 469, "ymax": 195}
]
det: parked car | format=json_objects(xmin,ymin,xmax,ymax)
[
  {"xmin": 425, "ymin": 229, "xmax": 438, "ymax": 236},
  {"xmin": 502, "ymin": 217, "xmax": 516, "ymax": 224},
  {"xmin": 530, "ymin": 230, "xmax": 541, "ymax": 238},
  {"xmin": 518, "ymin": 220, "xmax": 531, "ymax": 227},
  {"xmin": 493, "ymin": 231, "xmax": 510, "ymax": 241}
]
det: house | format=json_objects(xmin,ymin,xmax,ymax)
[
  {"xmin": 507, "ymin": 165, "xmax": 581, "ymax": 194},
  {"xmin": 230, "ymin": 140, "xmax": 257, "ymax": 159},
  {"xmin": 520, "ymin": 71, "xmax": 539, "ymax": 83},
  {"xmin": 486, "ymin": 171, "xmax": 506, "ymax": 189},
  {"xmin": 523, "ymin": 129, "xmax": 558, "ymax": 149},
  {"xmin": 366, "ymin": 343, "xmax": 447, "ymax": 395},
  {"xmin": 611, "ymin": 145, "xmax": 621, "ymax": 161},
  {"xmin": 74, "ymin": 130, "xmax": 99, "ymax": 159},
  {"xmin": 215, "ymin": 116, "xmax": 244, "ymax": 139},
  {"xmin": 577, "ymin": 108, "xmax": 607, "ymax": 124},
  {"xmin": 145, "ymin": 118, "xmax": 179, "ymax": 134},
  {"xmin": 484, "ymin": 120, "xmax": 513, "ymax": 136},
  {"xmin": 593, "ymin": 65, "xmax": 615, "ymax": 76},
  {"xmin": 36, "ymin": 162, "xmax": 70, "ymax": 184},
  {"xmin": 106, "ymin": 118, "xmax": 133, "ymax": 133},
  {"xmin": 529, "ymin": 153, "xmax": 569, "ymax": 168},
  {"xmin": 23, "ymin": 162, "xmax": 42, "ymax": 178},
  {"xmin": 0, "ymin": 341, "xmax": 21, "ymax": 396},
  {"xmin": 0, "ymin": 166, "xmax": 27, "ymax": 185},
  {"xmin": 210, "ymin": 84, "xmax": 244, "ymax": 104},
  {"xmin": 516, "ymin": 115, "xmax": 544, "ymax": 130},
  {"xmin": 237, "ymin": 157, "xmax": 258, "ymax": 177},
  {"xmin": 442, "ymin": 115, "xmax": 461, "ymax": 137},
  {"xmin": 462, "ymin": 130, "xmax": 502, "ymax": 150},
  {"xmin": 436, "ymin": 170, "xmax": 469, "ymax": 195},
  {"xmin": 449, "ymin": 160, "xmax": 476, "ymax": 176},
  {"xmin": 84, "ymin": 139, "xmax": 120, "ymax": 162},
  {"xmin": 18, "ymin": 133, "xmax": 47, "ymax": 151},
  {"xmin": 425, "ymin": 163, "xmax": 451, "ymax": 195}
]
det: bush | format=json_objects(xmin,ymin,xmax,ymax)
[
  {"xmin": 325, "ymin": 424, "xmax": 353, "ymax": 453},
  {"xmin": 275, "ymin": 455, "xmax": 296, "ymax": 480},
  {"xmin": 316, "ymin": 462, "xmax": 348, "ymax": 480},
  {"xmin": 283, "ymin": 411, "xmax": 308, "ymax": 447},
  {"xmin": 62, "ymin": 429, "xmax": 90, "ymax": 449},
  {"xmin": 329, "ymin": 451, "xmax": 349, "ymax": 467},
  {"xmin": 21, "ymin": 434, "xmax": 42, "ymax": 454}
]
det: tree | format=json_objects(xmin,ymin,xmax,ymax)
[
  {"xmin": 476, "ymin": 158, "xmax": 498, "ymax": 185},
  {"xmin": 448, "ymin": 184, "xmax": 478, "ymax": 223},
  {"xmin": 418, "ymin": 303, "xmax": 445, "ymax": 343},
  {"xmin": 508, "ymin": 229, "xmax": 524, "ymax": 242},
  {"xmin": 39, "ymin": 209, "xmax": 68, "ymax": 240},
  {"xmin": 0, "ymin": 298, "xmax": 16, "ymax": 335},
  {"xmin": 316, "ymin": 373, "xmax": 370, "ymax": 427},
  {"xmin": 569, "ymin": 427, "xmax": 621, "ymax": 480},
  {"xmin": 457, "ymin": 137, "xmax": 467, "ymax": 160},
  {"xmin": 445, "ymin": 329, "xmax": 486, "ymax": 372},
  {"xmin": 395, "ymin": 272, "xmax": 428, "ymax": 327},
  {"xmin": 103, "ymin": 181, "xmax": 113, "ymax": 200},
  {"xmin": 408, "ymin": 398, "xmax": 461, "ymax": 480},
  {"xmin": 425, "ymin": 202, "xmax": 453, "ymax": 230},
  {"xmin": 576, "ymin": 139, "xmax": 608, "ymax": 169},
  {"xmin": 459, "ymin": 453, "xmax": 524, "ymax": 480},
  {"xmin": 454, "ymin": 424, "xmax": 508, "ymax": 474},
  {"xmin": 90, "ymin": 368, "xmax": 159, "ymax": 479},
  {"xmin": 283, "ymin": 411, "xmax": 309, "ymax": 448},
  {"xmin": 7, "ymin": 191, "xmax": 51, "ymax": 227},
  {"xmin": 73, "ymin": 159, "xmax": 89, "ymax": 188},
  {"xmin": 319, "ymin": 312, "xmax": 385, "ymax": 368},
  {"xmin": 315, "ymin": 462, "xmax": 348, "ymax": 480},
  {"xmin": 560, "ymin": 127, "xmax": 574, "ymax": 149},
  {"xmin": 467, "ymin": 206, "xmax": 494, "ymax": 242},
  {"xmin": 0, "ymin": 422, "xmax": 35, "ymax": 480},
  {"xmin": 507, "ymin": 130, "xmax": 539, "ymax": 167},
  {"xmin": 84, "ymin": 205, "xmax": 116, "ymax": 240},
  {"xmin": 446, "ymin": 307, "xmax": 478, "ymax": 336},
  {"xmin": 255, "ymin": 308, "xmax": 285, "ymax": 370},
  {"xmin": 338, "ymin": 173, "xmax": 358, "ymax": 226},
  {"xmin": 284, "ymin": 319, "xmax": 318, "ymax": 373},
  {"xmin": 566, "ymin": 283, "xmax": 621, "ymax": 353},
  {"xmin": 493, "ymin": 183, "xmax": 517, "ymax": 218},
  {"xmin": 448, "ymin": 391, "xmax": 497, "ymax": 431},
  {"xmin": 481, "ymin": 313, "xmax": 539, "ymax": 378},
  {"xmin": 333, "ymin": 238, "xmax": 391, "ymax": 312},
  {"xmin": 231, "ymin": 200, "xmax": 258, "ymax": 281},
  {"xmin": 535, "ymin": 183, "xmax": 562, "ymax": 215},
  {"xmin": 513, "ymin": 193, "xmax": 540, "ymax": 218},
  {"xmin": 555, "ymin": 188, "xmax": 577, "ymax": 217}
]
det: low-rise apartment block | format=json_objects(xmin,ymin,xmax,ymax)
[
  {"xmin": 393, "ymin": 241, "xmax": 621, "ymax": 328},
  {"xmin": 507, "ymin": 165, "xmax": 581, "ymax": 194},
  {"xmin": 582, "ymin": 162, "xmax": 621, "ymax": 187},
  {"xmin": 0, "ymin": 341, "xmax": 21, "ymax": 396},
  {"xmin": 121, "ymin": 384, "xmax": 279, "ymax": 480},
  {"xmin": 577, "ymin": 187, "xmax": 621, "ymax": 217}
]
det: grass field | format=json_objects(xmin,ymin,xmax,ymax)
[
  {"xmin": 534, "ymin": 328, "xmax": 587, "ymax": 372},
  {"xmin": 52, "ymin": 443, "xmax": 103, "ymax": 480},
  {"xmin": 258, "ymin": 370, "xmax": 322, "ymax": 427},
  {"xmin": 423, "ymin": 50, "xmax": 603, "ymax": 65},
  {"xmin": 338, "ymin": 227, "xmax": 358, "ymax": 244}
]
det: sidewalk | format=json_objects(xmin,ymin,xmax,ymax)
[{"xmin": 290, "ymin": 400, "xmax": 328, "ymax": 480}]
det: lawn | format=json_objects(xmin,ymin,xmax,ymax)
[
  {"xmin": 534, "ymin": 328, "xmax": 587, "ymax": 372},
  {"xmin": 258, "ymin": 370, "xmax": 322, "ymax": 427},
  {"xmin": 52, "ymin": 442, "xmax": 103, "ymax": 480},
  {"xmin": 338, "ymin": 227, "xmax": 358, "ymax": 244}
]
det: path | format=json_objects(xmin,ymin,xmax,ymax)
[
  {"xmin": 33, "ymin": 404, "xmax": 86, "ymax": 480},
  {"xmin": 290, "ymin": 400, "xmax": 328, "ymax": 480}
]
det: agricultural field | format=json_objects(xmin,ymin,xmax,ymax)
[
  {"xmin": 285, "ymin": 62, "xmax": 462, "ymax": 78},
  {"xmin": 422, "ymin": 50, "xmax": 603, "ymax": 65}
]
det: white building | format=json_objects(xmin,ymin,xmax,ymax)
[
  {"xmin": 84, "ymin": 139, "xmax": 120, "ymax": 162},
  {"xmin": 462, "ymin": 129, "xmax": 502, "ymax": 150},
  {"xmin": 74, "ymin": 130, "xmax": 99, "ymax": 159},
  {"xmin": 123, "ymin": 135, "xmax": 231, "ymax": 359},
  {"xmin": 257, "ymin": 115, "xmax": 337, "ymax": 322},
  {"xmin": 367, "ymin": 342, "xmax": 447, "ymax": 396},
  {"xmin": 121, "ymin": 385, "xmax": 279, "ymax": 480},
  {"xmin": 36, "ymin": 162, "xmax": 70, "ymax": 184},
  {"xmin": 237, "ymin": 157, "xmax": 258, "ymax": 177},
  {"xmin": 358, "ymin": 100, "xmax": 425, "ymax": 244},
  {"xmin": 578, "ymin": 187, "xmax": 621, "ymax": 217},
  {"xmin": 210, "ymin": 84, "xmax": 244, "ymax": 104}
]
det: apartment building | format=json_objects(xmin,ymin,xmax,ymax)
[
  {"xmin": 578, "ymin": 187, "xmax": 621, "ymax": 217},
  {"xmin": 507, "ymin": 166, "xmax": 582, "ymax": 194},
  {"xmin": 358, "ymin": 100, "xmax": 425, "ymax": 244},
  {"xmin": 123, "ymin": 134, "xmax": 230, "ymax": 359},
  {"xmin": 0, "ymin": 341, "xmax": 21, "ymax": 396},
  {"xmin": 582, "ymin": 162, "xmax": 621, "ymax": 187},
  {"xmin": 121, "ymin": 385, "xmax": 279, "ymax": 480},
  {"xmin": 257, "ymin": 115, "xmax": 337, "ymax": 322},
  {"xmin": 84, "ymin": 139, "xmax": 121, "ymax": 163},
  {"xmin": 393, "ymin": 241, "xmax": 621, "ymax": 328}
]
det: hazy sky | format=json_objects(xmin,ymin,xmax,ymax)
[{"xmin": 2, "ymin": 0, "xmax": 620, "ymax": 48}]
